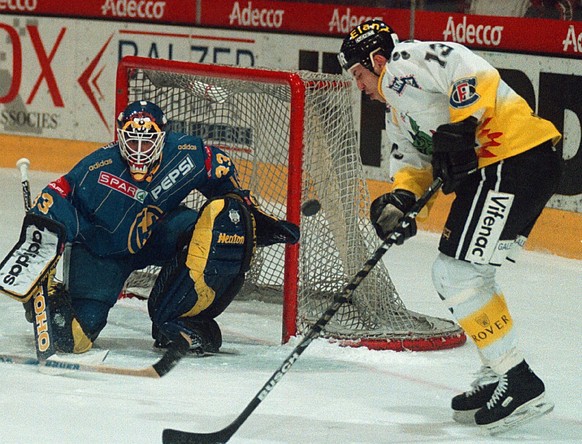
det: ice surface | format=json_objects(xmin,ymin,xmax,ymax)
[{"xmin": 0, "ymin": 167, "xmax": 580, "ymax": 443}]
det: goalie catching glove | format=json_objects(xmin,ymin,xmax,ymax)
[
  {"xmin": 370, "ymin": 189, "xmax": 417, "ymax": 245},
  {"xmin": 431, "ymin": 117, "xmax": 479, "ymax": 194}
]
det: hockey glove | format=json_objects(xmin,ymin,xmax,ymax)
[
  {"xmin": 370, "ymin": 189, "xmax": 417, "ymax": 244},
  {"xmin": 431, "ymin": 117, "xmax": 479, "ymax": 194}
]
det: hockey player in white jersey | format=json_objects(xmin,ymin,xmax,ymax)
[{"xmin": 338, "ymin": 20, "xmax": 561, "ymax": 434}]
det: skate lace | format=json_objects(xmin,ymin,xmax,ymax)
[
  {"xmin": 467, "ymin": 366, "xmax": 499, "ymax": 396},
  {"xmin": 486, "ymin": 374, "xmax": 508, "ymax": 409}
]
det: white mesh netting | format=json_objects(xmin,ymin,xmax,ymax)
[{"xmin": 120, "ymin": 61, "xmax": 464, "ymax": 350}]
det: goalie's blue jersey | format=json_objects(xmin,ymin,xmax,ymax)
[{"xmin": 30, "ymin": 132, "xmax": 241, "ymax": 257}]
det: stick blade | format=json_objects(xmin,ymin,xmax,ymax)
[{"xmin": 162, "ymin": 427, "xmax": 234, "ymax": 444}]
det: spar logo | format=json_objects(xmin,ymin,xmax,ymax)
[
  {"xmin": 443, "ymin": 16, "xmax": 503, "ymax": 46},
  {"xmin": 450, "ymin": 77, "xmax": 480, "ymax": 108},
  {"xmin": 101, "ymin": 0, "xmax": 166, "ymax": 19},
  {"xmin": 98, "ymin": 171, "xmax": 148, "ymax": 203},
  {"xmin": 0, "ymin": 0, "xmax": 37, "ymax": 11}
]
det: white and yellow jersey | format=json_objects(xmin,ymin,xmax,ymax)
[{"xmin": 379, "ymin": 40, "xmax": 561, "ymax": 199}]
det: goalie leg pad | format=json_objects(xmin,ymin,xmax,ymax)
[
  {"xmin": 66, "ymin": 242, "xmax": 137, "ymax": 340},
  {"xmin": 148, "ymin": 196, "xmax": 254, "ymax": 350},
  {"xmin": 0, "ymin": 214, "xmax": 65, "ymax": 302},
  {"xmin": 153, "ymin": 317, "xmax": 222, "ymax": 354},
  {"xmin": 48, "ymin": 286, "xmax": 93, "ymax": 354}
]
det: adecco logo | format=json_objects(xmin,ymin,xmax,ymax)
[
  {"xmin": 328, "ymin": 8, "xmax": 382, "ymax": 34},
  {"xmin": 101, "ymin": 0, "xmax": 166, "ymax": 19},
  {"xmin": 229, "ymin": 1, "xmax": 285, "ymax": 28},
  {"xmin": 443, "ymin": 16, "xmax": 503, "ymax": 46},
  {"xmin": 563, "ymin": 25, "xmax": 582, "ymax": 52},
  {"xmin": 0, "ymin": 0, "xmax": 37, "ymax": 11}
]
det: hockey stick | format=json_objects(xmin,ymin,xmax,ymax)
[
  {"xmin": 16, "ymin": 158, "xmax": 32, "ymax": 211},
  {"xmin": 14, "ymin": 159, "xmax": 59, "ymax": 359},
  {"xmin": 0, "ymin": 343, "xmax": 188, "ymax": 378},
  {"xmin": 162, "ymin": 177, "xmax": 444, "ymax": 444},
  {"xmin": 16, "ymin": 158, "xmax": 36, "ymax": 324}
]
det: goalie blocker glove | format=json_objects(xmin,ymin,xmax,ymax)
[
  {"xmin": 432, "ymin": 117, "xmax": 479, "ymax": 194},
  {"xmin": 370, "ymin": 189, "xmax": 417, "ymax": 244},
  {"xmin": 0, "ymin": 213, "xmax": 66, "ymax": 303}
]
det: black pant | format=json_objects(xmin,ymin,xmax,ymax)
[{"xmin": 439, "ymin": 141, "xmax": 562, "ymax": 265}]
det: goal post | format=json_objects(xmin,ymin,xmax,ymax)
[{"xmin": 116, "ymin": 55, "xmax": 465, "ymax": 351}]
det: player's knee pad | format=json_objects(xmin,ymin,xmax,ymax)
[
  {"xmin": 432, "ymin": 253, "xmax": 517, "ymax": 359},
  {"xmin": 148, "ymin": 195, "xmax": 255, "ymax": 348},
  {"xmin": 432, "ymin": 252, "xmax": 497, "ymax": 310}
]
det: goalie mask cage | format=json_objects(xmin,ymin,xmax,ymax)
[{"xmin": 117, "ymin": 56, "xmax": 465, "ymax": 351}]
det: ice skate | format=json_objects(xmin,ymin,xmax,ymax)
[
  {"xmin": 452, "ymin": 365, "xmax": 499, "ymax": 424},
  {"xmin": 475, "ymin": 360, "xmax": 554, "ymax": 434}
]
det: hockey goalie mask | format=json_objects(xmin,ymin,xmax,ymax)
[
  {"xmin": 117, "ymin": 100, "xmax": 167, "ymax": 182},
  {"xmin": 338, "ymin": 19, "xmax": 399, "ymax": 73}
]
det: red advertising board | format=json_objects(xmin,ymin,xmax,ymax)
[
  {"xmin": 199, "ymin": 0, "xmax": 410, "ymax": 37},
  {"xmin": 1, "ymin": 1, "xmax": 581, "ymax": 56},
  {"xmin": 414, "ymin": 11, "xmax": 582, "ymax": 57},
  {"xmin": 0, "ymin": 0, "xmax": 197, "ymax": 24}
]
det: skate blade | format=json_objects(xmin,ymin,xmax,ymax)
[
  {"xmin": 39, "ymin": 349, "xmax": 110, "ymax": 376},
  {"xmin": 452, "ymin": 408, "xmax": 478, "ymax": 425},
  {"xmin": 483, "ymin": 394, "xmax": 555, "ymax": 435}
]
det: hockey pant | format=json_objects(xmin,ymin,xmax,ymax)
[{"xmin": 148, "ymin": 195, "xmax": 255, "ymax": 350}]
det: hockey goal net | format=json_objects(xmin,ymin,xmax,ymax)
[{"xmin": 116, "ymin": 56, "xmax": 465, "ymax": 351}]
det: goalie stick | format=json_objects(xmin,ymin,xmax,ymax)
[
  {"xmin": 0, "ymin": 342, "xmax": 188, "ymax": 378},
  {"xmin": 16, "ymin": 158, "xmax": 36, "ymax": 324},
  {"xmin": 12, "ymin": 159, "xmax": 62, "ymax": 360},
  {"xmin": 162, "ymin": 178, "xmax": 444, "ymax": 444}
]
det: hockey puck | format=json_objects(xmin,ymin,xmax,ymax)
[{"xmin": 301, "ymin": 199, "xmax": 321, "ymax": 216}]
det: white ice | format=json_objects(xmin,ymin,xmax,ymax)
[{"xmin": 0, "ymin": 167, "xmax": 580, "ymax": 444}]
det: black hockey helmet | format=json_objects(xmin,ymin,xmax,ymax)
[{"xmin": 338, "ymin": 19, "xmax": 399, "ymax": 72}]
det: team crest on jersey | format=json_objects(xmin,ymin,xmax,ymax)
[
  {"xmin": 128, "ymin": 205, "xmax": 164, "ymax": 253},
  {"xmin": 450, "ymin": 77, "xmax": 480, "ymax": 108},
  {"xmin": 388, "ymin": 75, "xmax": 419, "ymax": 95},
  {"xmin": 98, "ymin": 171, "xmax": 147, "ymax": 203}
]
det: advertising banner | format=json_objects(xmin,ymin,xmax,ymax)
[{"xmin": 0, "ymin": 13, "xmax": 580, "ymax": 214}]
